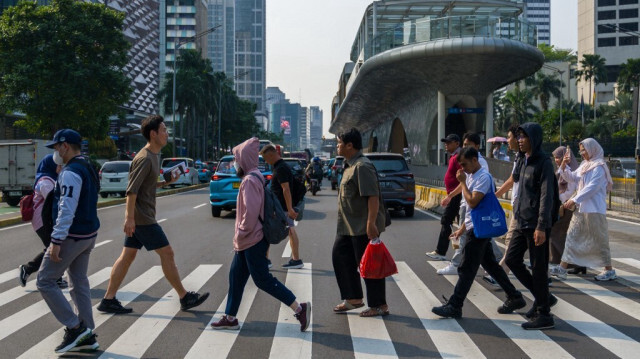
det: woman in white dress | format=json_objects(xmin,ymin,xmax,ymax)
[
  {"xmin": 550, "ymin": 138, "xmax": 616, "ymax": 281},
  {"xmin": 548, "ymin": 146, "xmax": 578, "ymax": 268}
]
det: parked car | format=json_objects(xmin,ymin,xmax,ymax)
[
  {"xmin": 99, "ymin": 161, "xmax": 131, "ymax": 198},
  {"xmin": 282, "ymin": 157, "xmax": 305, "ymax": 184},
  {"xmin": 609, "ymin": 158, "xmax": 636, "ymax": 179},
  {"xmin": 160, "ymin": 157, "xmax": 198, "ymax": 187},
  {"xmin": 364, "ymin": 152, "xmax": 415, "ymax": 217},
  {"xmin": 209, "ymin": 155, "xmax": 272, "ymax": 217},
  {"xmin": 329, "ymin": 156, "xmax": 344, "ymax": 190}
]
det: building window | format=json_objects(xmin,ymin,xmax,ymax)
[
  {"xmin": 598, "ymin": 24, "xmax": 617, "ymax": 33},
  {"xmin": 598, "ymin": 10, "xmax": 617, "ymax": 20},
  {"xmin": 598, "ymin": 0, "xmax": 616, "ymax": 6},
  {"xmin": 619, "ymin": 22, "xmax": 639, "ymax": 31},
  {"xmin": 597, "ymin": 37, "xmax": 616, "ymax": 47},
  {"xmin": 619, "ymin": 0, "xmax": 638, "ymax": 5},
  {"xmin": 619, "ymin": 36, "xmax": 639, "ymax": 46},
  {"xmin": 619, "ymin": 9, "xmax": 639, "ymax": 19}
]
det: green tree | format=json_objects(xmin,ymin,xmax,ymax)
[
  {"xmin": 499, "ymin": 86, "xmax": 538, "ymax": 128},
  {"xmin": 564, "ymin": 120, "xmax": 585, "ymax": 141},
  {"xmin": 528, "ymin": 71, "xmax": 563, "ymax": 112},
  {"xmin": 617, "ymin": 58, "xmax": 640, "ymax": 94},
  {"xmin": 538, "ymin": 43, "xmax": 576, "ymax": 63},
  {"xmin": 575, "ymin": 54, "xmax": 608, "ymax": 105},
  {"xmin": 0, "ymin": 0, "xmax": 131, "ymax": 138}
]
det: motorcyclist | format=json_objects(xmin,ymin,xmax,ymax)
[{"xmin": 305, "ymin": 157, "xmax": 324, "ymax": 189}]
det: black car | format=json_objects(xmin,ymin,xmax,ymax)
[{"xmin": 365, "ymin": 153, "xmax": 415, "ymax": 217}]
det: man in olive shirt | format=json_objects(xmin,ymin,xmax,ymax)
[
  {"xmin": 97, "ymin": 115, "xmax": 209, "ymax": 314},
  {"xmin": 332, "ymin": 128, "xmax": 388, "ymax": 317}
]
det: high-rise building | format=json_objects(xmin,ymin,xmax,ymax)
[
  {"xmin": 234, "ymin": 0, "xmax": 266, "ymax": 111},
  {"xmin": 308, "ymin": 106, "xmax": 323, "ymax": 151},
  {"xmin": 299, "ymin": 106, "xmax": 310, "ymax": 149},
  {"xmin": 207, "ymin": 0, "xmax": 235, "ymax": 77},
  {"xmin": 163, "ymin": 1, "xmax": 208, "ymax": 81},
  {"xmin": 270, "ymin": 102, "xmax": 302, "ymax": 150},
  {"xmin": 523, "ymin": 0, "xmax": 551, "ymax": 45},
  {"xmin": 578, "ymin": 0, "xmax": 640, "ymax": 105}
]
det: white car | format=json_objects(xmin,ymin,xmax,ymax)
[
  {"xmin": 160, "ymin": 157, "xmax": 198, "ymax": 187},
  {"xmin": 99, "ymin": 161, "xmax": 131, "ymax": 198}
]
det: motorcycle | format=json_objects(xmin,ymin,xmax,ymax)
[{"xmin": 309, "ymin": 178, "xmax": 320, "ymax": 196}]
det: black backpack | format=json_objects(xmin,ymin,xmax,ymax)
[{"xmin": 249, "ymin": 172, "xmax": 290, "ymax": 245}]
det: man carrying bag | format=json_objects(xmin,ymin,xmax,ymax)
[{"xmin": 432, "ymin": 147, "xmax": 525, "ymax": 319}]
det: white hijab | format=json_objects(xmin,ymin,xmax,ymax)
[{"xmin": 578, "ymin": 138, "xmax": 613, "ymax": 193}]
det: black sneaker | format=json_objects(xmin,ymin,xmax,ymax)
[
  {"xmin": 57, "ymin": 277, "xmax": 69, "ymax": 289},
  {"xmin": 54, "ymin": 325, "xmax": 92, "ymax": 354},
  {"xmin": 97, "ymin": 297, "xmax": 133, "ymax": 314},
  {"xmin": 522, "ymin": 313, "xmax": 555, "ymax": 330},
  {"xmin": 282, "ymin": 259, "xmax": 304, "ymax": 269},
  {"xmin": 432, "ymin": 303, "xmax": 462, "ymax": 318},
  {"xmin": 18, "ymin": 265, "xmax": 29, "ymax": 287},
  {"xmin": 180, "ymin": 291, "xmax": 210, "ymax": 311},
  {"xmin": 497, "ymin": 295, "xmax": 527, "ymax": 314},
  {"xmin": 482, "ymin": 275, "xmax": 499, "ymax": 286},
  {"xmin": 294, "ymin": 302, "xmax": 311, "ymax": 332},
  {"xmin": 525, "ymin": 294, "xmax": 558, "ymax": 319},
  {"xmin": 69, "ymin": 333, "xmax": 99, "ymax": 352}
]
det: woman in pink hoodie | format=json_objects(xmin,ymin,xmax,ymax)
[{"xmin": 211, "ymin": 137, "xmax": 311, "ymax": 332}]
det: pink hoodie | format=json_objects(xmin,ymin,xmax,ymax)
[{"xmin": 232, "ymin": 137, "xmax": 265, "ymax": 251}]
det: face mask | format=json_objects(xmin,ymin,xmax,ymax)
[
  {"xmin": 233, "ymin": 161, "xmax": 240, "ymax": 172},
  {"xmin": 53, "ymin": 150, "xmax": 65, "ymax": 165}
]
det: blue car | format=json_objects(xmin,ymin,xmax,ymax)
[{"xmin": 209, "ymin": 155, "xmax": 272, "ymax": 217}]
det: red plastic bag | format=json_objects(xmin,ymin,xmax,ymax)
[
  {"xmin": 359, "ymin": 239, "xmax": 398, "ymax": 279},
  {"xmin": 19, "ymin": 194, "xmax": 34, "ymax": 222}
]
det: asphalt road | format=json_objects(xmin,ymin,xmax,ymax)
[{"xmin": 0, "ymin": 187, "xmax": 639, "ymax": 358}]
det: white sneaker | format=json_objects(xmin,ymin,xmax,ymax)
[
  {"xmin": 426, "ymin": 251, "xmax": 446, "ymax": 261},
  {"xmin": 550, "ymin": 265, "xmax": 567, "ymax": 280},
  {"xmin": 594, "ymin": 269, "xmax": 617, "ymax": 281},
  {"xmin": 437, "ymin": 263, "xmax": 458, "ymax": 275}
]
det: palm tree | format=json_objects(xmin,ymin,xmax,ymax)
[
  {"xmin": 499, "ymin": 87, "xmax": 539, "ymax": 127},
  {"xmin": 609, "ymin": 93, "xmax": 633, "ymax": 130},
  {"xmin": 528, "ymin": 71, "xmax": 563, "ymax": 112},
  {"xmin": 617, "ymin": 58, "xmax": 640, "ymax": 94},
  {"xmin": 575, "ymin": 54, "xmax": 608, "ymax": 105}
]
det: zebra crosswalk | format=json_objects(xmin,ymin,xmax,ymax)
[{"xmin": 1, "ymin": 257, "xmax": 640, "ymax": 358}]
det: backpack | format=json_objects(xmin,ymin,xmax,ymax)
[
  {"xmin": 19, "ymin": 193, "xmax": 35, "ymax": 222},
  {"xmin": 312, "ymin": 162, "xmax": 322, "ymax": 177},
  {"xmin": 248, "ymin": 172, "xmax": 290, "ymax": 245},
  {"xmin": 291, "ymin": 177, "xmax": 307, "ymax": 206}
]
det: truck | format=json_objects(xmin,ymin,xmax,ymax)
[{"xmin": 0, "ymin": 139, "xmax": 51, "ymax": 206}]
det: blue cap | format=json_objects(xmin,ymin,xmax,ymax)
[{"xmin": 45, "ymin": 129, "xmax": 82, "ymax": 148}]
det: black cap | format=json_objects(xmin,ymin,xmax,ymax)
[
  {"xmin": 45, "ymin": 129, "xmax": 82, "ymax": 148},
  {"xmin": 440, "ymin": 134, "xmax": 461, "ymax": 143}
]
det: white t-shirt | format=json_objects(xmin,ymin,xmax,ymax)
[
  {"xmin": 464, "ymin": 167, "xmax": 493, "ymax": 230},
  {"xmin": 511, "ymin": 161, "xmax": 520, "ymax": 206},
  {"xmin": 461, "ymin": 154, "xmax": 489, "ymax": 207}
]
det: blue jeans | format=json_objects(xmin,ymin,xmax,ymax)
[{"xmin": 225, "ymin": 238, "xmax": 296, "ymax": 316}]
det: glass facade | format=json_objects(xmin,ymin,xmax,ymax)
[
  {"xmin": 234, "ymin": 0, "xmax": 266, "ymax": 111},
  {"xmin": 524, "ymin": 0, "xmax": 550, "ymax": 44}
]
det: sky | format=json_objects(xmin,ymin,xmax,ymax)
[{"xmin": 265, "ymin": 0, "xmax": 578, "ymax": 136}]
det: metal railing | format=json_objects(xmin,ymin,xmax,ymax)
[{"xmin": 362, "ymin": 15, "xmax": 537, "ymax": 61}]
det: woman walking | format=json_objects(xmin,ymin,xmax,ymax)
[{"xmin": 550, "ymin": 139, "xmax": 616, "ymax": 281}]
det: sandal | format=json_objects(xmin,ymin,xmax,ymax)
[
  {"xmin": 333, "ymin": 300, "xmax": 365, "ymax": 313},
  {"xmin": 359, "ymin": 306, "xmax": 390, "ymax": 317}
]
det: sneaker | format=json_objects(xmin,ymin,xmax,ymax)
[
  {"xmin": 282, "ymin": 259, "xmax": 304, "ymax": 269},
  {"xmin": 69, "ymin": 333, "xmax": 99, "ymax": 352},
  {"xmin": 436, "ymin": 263, "xmax": 458, "ymax": 275},
  {"xmin": 497, "ymin": 295, "xmax": 527, "ymax": 314},
  {"xmin": 18, "ymin": 265, "xmax": 29, "ymax": 287},
  {"xmin": 550, "ymin": 265, "xmax": 567, "ymax": 280},
  {"xmin": 211, "ymin": 315, "xmax": 240, "ymax": 330},
  {"xmin": 180, "ymin": 291, "xmax": 210, "ymax": 311},
  {"xmin": 267, "ymin": 259, "xmax": 273, "ymax": 269},
  {"xmin": 525, "ymin": 294, "xmax": 558, "ymax": 319},
  {"xmin": 432, "ymin": 303, "xmax": 462, "ymax": 318},
  {"xmin": 522, "ymin": 313, "xmax": 555, "ymax": 330},
  {"xmin": 57, "ymin": 278, "xmax": 69, "ymax": 289},
  {"xmin": 425, "ymin": 251, "xmax": 446, "ymax": 261},
  {"xmin": 594, "ymin": 269, "xmax": 617, "ymax": 281},
  {"xmin": 482, "ymin": 275, "xmax": 499, "ymax": 286},
  {"xmin": 97, "ymin": 297, "xmax": 133, "ymax": 314},
  {"xmin": 294, "ymin": 302, "xmax": 311, "ymax": 332},
  {"xmin": 54, "ymin": 325, "xmax": 91, "ymax": 354}
]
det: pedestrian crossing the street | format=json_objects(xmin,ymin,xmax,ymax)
[{"xmin": 1, "ymin": 258, "xmax": 640, "ymax": 358}]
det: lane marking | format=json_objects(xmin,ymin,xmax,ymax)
[
  {"xmin": 0, "ymin": 267, "xmax": 111, "ymax": 341},
  {"xmin": 95, "ymin": 240, "xmax": 113, "ymax": 248},
  {"xmin": 193, "ymin": 203, "xmax": 207, "ymax": 209},
  {"xmin": 428, "ymin": 261, "xmax": 573, "ymax": 359},
  {"xmin": 392, "ymin": 262, "xmax": 485, "ymax": 358},
  {"xmin": 282, "ymin": 241, "xmax": 292, "ymax": 258},
  {"xmin": 185, "ymin": 281, "xmax": 258, "ymax": 359},
  {"xmin": 608, "ymin": 217, "xmax": 640, "ymax": 226},
  {"xmin": 98, "ymin": 264, "xmax": 220, "ymax": 359},
  {"xmin": 269, "ymin": 264, "xmax": 313, "ymax": 359},
  {"xmin": 17, "ymin": 266, "xmax": 164, "ymax": 358},
  {"xmin": 157, "ymin": 218, "xmax": 167, "ymax": 223}
]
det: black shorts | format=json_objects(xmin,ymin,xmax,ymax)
[{"xmin": 124, "ymin": 223, "xmax": 170, "ymax": 251}]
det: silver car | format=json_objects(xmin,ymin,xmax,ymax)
[{"xmin": 99, "ymin": 161, "xmax": 131, "ymax": 198}]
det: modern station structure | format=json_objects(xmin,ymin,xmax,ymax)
[{"xmin": 329, "ymin": 0, "xmax": 544, "ymax": 166}]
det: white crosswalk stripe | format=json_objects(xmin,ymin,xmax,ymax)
[{"xmin": 98, "ymin": 264, "xmax": 220, "ymax": 359}]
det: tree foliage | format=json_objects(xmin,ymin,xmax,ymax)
[
  {"xmin": 575, "ymin": 54, "xmax": 608, "ymax": 105},
  {"xmin": 617, "ymin": 58, "xmax": 640, "ymax": 94},
  {"xmin": 538, "ymin": 44, "xmax": 576, "ymax": 64},
  {"xmin": 496, "ymin": 86, "xmax": 538, "ymax": 132},
  {"xmin": 0, "ymin": 0, "xmax": 131, "ymax": 138},
  {"xmin": 526, "ymin": 71, "xmax": 563, "ymax": 112}
]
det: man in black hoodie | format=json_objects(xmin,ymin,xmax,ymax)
[{"xmin": 505, "ymin": 122, "xmax": 559, "ymax": 330}]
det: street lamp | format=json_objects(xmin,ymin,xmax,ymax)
[
  {"xmin": 543, "ymin": 64, "xmax": 566, "ymax": 146},
  {"xmin": 216, "ymin": 70, "xmax": 250, "ymax": 158},
  {"xmin": 171, "ymin": 25, "xmax": 221, "ymax": 156}
]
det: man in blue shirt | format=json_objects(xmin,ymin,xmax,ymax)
[{"xmin": 37, "ymin": 129, "xmax": 100, "ymax": 354}]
